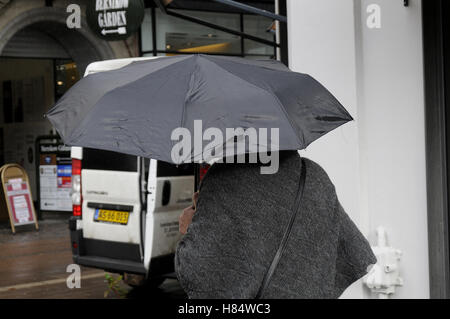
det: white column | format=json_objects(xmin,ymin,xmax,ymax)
[{"xmin": 287, "ymin": 0, "xmax": 429, "ymax": 298}]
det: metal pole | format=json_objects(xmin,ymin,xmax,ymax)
[
  {"xmin": 275, "ymin": 0, "xmax": 281, "ymax": 61},
  {"xmin": 211, "ymin": 0, "xmax": 287, "ymax": 23}
]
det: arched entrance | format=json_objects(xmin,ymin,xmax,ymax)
[
  {"xmin": 0, "ymin": 6, "xmax": 115, "ymax": 74},
  {"xmin": 0, "ymin": 6, "xmax": 115, "ymax": 205}
]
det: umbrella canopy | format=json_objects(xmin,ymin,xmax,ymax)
[{"xmin": 45, "ymin": 54, "xmax": 352, "ymax": 164}]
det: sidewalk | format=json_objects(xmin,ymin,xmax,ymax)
[
  {"xmin": 0, "ymin": 212, "xmax": 186, "ymax": 299},
  {"xmin": 0, "ymin": 212, "xmax": 119, "ymax": 298}
]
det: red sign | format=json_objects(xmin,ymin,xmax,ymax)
[{"xmin": 6, "ymin": 182, "xmax": 35, "ymax": 225}]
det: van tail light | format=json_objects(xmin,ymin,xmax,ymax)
[
  {"xmin": 72, "ymin": 158, "xmax": 82, "ymax": 216},
  {"xmin": 199, "ymin": 164, "xmax": 210, "ymax": 182}
]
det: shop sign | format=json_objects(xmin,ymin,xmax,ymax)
[{"xmin": 86, "ymin": 0, "xmax": 145, "ymax": 41}]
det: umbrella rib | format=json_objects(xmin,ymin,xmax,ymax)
[
  {"xmin": 262, "ymin": 85, "xmax": 306, "ymax": 147},
  {"xmin": 178, "ymin": 57, "xmax": 199, "ymax": 163},
  {"xmin": 180, "ymin": 58, "xmax": 197, "ymax": 132},
  {"xmin": 205, "ymin": 58, "xmax": 306, "ymax": 148}
]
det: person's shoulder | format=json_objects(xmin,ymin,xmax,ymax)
[
  {"xmin": 202, "ymin": 161, "xmax": 241, "ymax": 180},
  {"xmin": 302, "ymin": 157, "xmax": 327, "ymax": 173},
  {"xmin": 301, "ymin": 157, "xmax": 337, "ymax": 194},
  {"xmin": 198, "ymin": 161, "xmax": 254, "ymax": 191}
]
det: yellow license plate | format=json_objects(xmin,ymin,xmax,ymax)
[{"xmin": 94, "ymin": 209, "xmax": 129, "ymax": 225}]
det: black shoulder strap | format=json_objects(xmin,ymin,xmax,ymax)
[{"xmin": 255, "ymin": 158, "xmax": 307, "ymax": 299}]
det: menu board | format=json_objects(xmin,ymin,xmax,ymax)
[
  {"xmin": 5, "ymin": 179, "xmax": 35, "ymax": 225},
  {"xmin": 0, "ymin": 164, "xmax": 38, "ymax": 233},
  {"xmin": 38, "ymin": 140, "xmax": 72, "ymax": 212}
]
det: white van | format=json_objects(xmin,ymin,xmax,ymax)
[{"xmin": 68, "ymin": 58, "xmax": 195, "ymax": 286}]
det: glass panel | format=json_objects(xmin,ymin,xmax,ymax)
[
  {"xmin": 243, "ymin": 54, "xmax": 275, "ymax": 60},
  {"xmin": 155, "ymin": 10, "xmax": 241, "ymax": 54},
  {"xmin": 243, "ymin": 14, "xmax": 274, "ymax": 40},
  {"xmin": 55, "ymin": 60, "xmax": 79, "ymax": 100},
  {"xmin": 141, "ymin": 9, "xmax": 153, "ymax": 52},
  {"xmin": 243, "ymin": 14, "xmax": 275, "ymax": 56},
  {"xmin": 244, "ymin": 38, "xmax": 275, "ymax": 56}
]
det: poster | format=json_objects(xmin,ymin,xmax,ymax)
[
  {"xmin": 6, "ymin": 181, "xmax": 35, "ymax": 226},
  {"xmin": 38, "ymin": 141, "xmax": 72, "ymax": 212}
]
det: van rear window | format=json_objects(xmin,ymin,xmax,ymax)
[
  {"xmin": 82, "ymin": 148, "xmax": 195, "ymax": 175},
  {"xmin": 157, "ymin": 161, "xmax": 194, "ymax": 177},
  {"xmin": 82, "ymin": 148, "xmax": 137, "ymax": 172}
]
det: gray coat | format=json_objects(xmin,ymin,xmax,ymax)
[{"xmin": 175, "ymin": 152, "xmax": 376, "ymax": 298}]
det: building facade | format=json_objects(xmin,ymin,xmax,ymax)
[
  {"xmin": 288, "ymin": 0, "xmax": 449, "ymax": 298},
  {"xmin": 0, "ymin": 0, "xmax": 136, "ymax": 202},
  {"xmin": 0, "ymin": 0, "xmax": 278, "ymax": 210},
  {"xmin": 2, "ymin": 0, "xmax": 446, "ymax": 299}
]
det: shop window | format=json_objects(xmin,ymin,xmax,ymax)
[
  {"xmin": 0, "ymin": 57, "xmax": 63, "ymax": 193},
  {"xmin": 156, "ymin": 10, "xmax": 241, "ymax": 55},
  {"xmin": 141, "ymin": 8, "xmax": 275, "ymax": 59},
  {"xmin": 55, "ymin": 60, "xmax": 79, "ymax": 100},
  {"xmin": 243, "ymin": 54, "xmax": 275, "ymax": 60},
  {"xmin": 243, "ymin": 14, "xmax": 274, "ymax": 41},
  {"xmin": 244, "ymin": 39, "xmax": 274, "ymax": 56},
  {"xmin": 243, "ymin": 14, "xmax": 275, "ymax": 56}
]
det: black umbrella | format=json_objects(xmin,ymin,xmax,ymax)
[{"xmin": 45, "ymin": 54, "xmax": 352, "ymax": 164}]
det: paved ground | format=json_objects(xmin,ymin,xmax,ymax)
[{"xmin": 0, "ymin": 212, "xmax": 185, "ymax": 299}]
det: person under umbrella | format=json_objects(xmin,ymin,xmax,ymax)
[
  {"xmin": 45, "ymin": 54, "xmax": 375, "ymax": 299},
  {"xmin": 177, "ymin": 151, "xmax": 375, "ymax": 299}
]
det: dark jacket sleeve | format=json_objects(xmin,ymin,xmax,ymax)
[{"xmin": 333, "ymin": 202, "xmax": 377, "ymax": 297}]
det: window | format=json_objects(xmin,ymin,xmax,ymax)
[
  {"xmin": 82, "ymin": 148, "xmax": 138, "ymax": 172},
  {"xmin": 140, "ymin": 8, "xmax": 276, "ymax": 59}
]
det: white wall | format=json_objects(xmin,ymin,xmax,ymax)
[{"xmin": 287, "ymin": 0, "xmax": 429, "ymax": 298}]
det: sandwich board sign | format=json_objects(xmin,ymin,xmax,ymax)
[{"xmin": 0, "ymin": 164, "xmax": 39, "ymax": 234}]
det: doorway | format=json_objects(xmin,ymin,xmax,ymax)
[{"xmin": 0, "ymin": 6, "xmax": 115, "ymax": 211}]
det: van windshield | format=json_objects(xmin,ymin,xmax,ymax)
[{"xmin": 82, "ymin": 148, "xmax": 137, "ymax": 172}]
